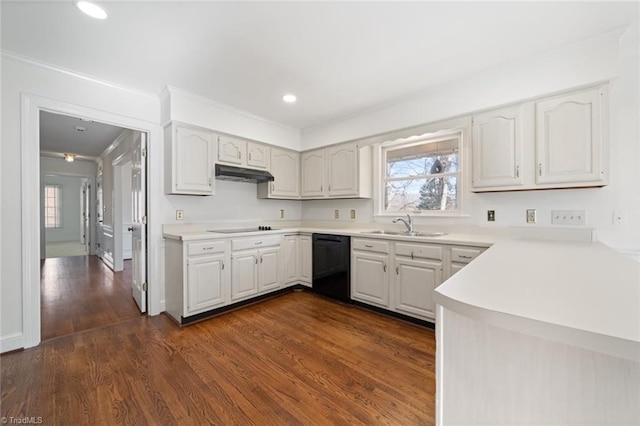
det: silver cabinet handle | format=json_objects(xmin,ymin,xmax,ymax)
[
  {"xmin": 458, "ymin": 255, "xmax": 473, "ymax": 259},
  {"xmin": 396, "ymin": 266, "xmax": 399, "ymax": 275},
  {"xmin": 320, "ymin": 184, "xmax": 323, "ymax": 192},
  {"xmin": 364, "ymin": 244, "xmax": 373, "ymax": 248},
  {"xmin": 208, "ymin": 177, "xmax": 212, "ymax": 187},
  {"xmin": 202, "ymin": 247, "xmax": 214, "ymax": 251},
  {"xmin": 238, "ymin": 151, "xmax": 241, "ymax": 160},
  {"xmin": 254, "ymin": 256, "xmax": 258, "ymax": 264},
  {"xmin": 411, "ymin": 252, "xmax": 414, "ymax": 260},
  {"xmin": 221, "ymin": 261, "xmax": 225, "ymax": 270},
  {"xmin": 271, "ymin": 182, "xmax": 275, "ymax": 192},
  {"xmin": 260, "ymin": 256, "xmax": 263, "ymax": 263},
  {"xmin": 383, "ymin": 262, "xmax": 387, "ymax": 272},
  {"xmin": 248, "ymin": 152, "xmax": 252, "ymax": 161},
  {"xmin": 539, "ymin": 163, "xmax": 542, "ymax": 176},
  {"xmin": 328, "ymin": 184, "xmax": 331, "ymax": 191},
  {"xmin": 516, "ymin": 165, "xmax": 520, "ymax": 178},
  {"xmin": 254, "ymin": 241, "xmax": 262, "ymax": 245}
]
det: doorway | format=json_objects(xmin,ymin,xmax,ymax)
[{"xmin": 39, "ymin": 110, "xmax": 148, "ymax": 341}]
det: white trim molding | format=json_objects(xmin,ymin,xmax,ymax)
[{"xmin": 19, "ymin": 92, "xmax": 164, "ymax": 350}]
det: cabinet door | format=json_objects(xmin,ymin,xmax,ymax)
[
  {"xmin": 186, "ymin": 254, "xmax": 226, "ymax": 314},
  {"xmin": 351, "ymin": 252, "xmax": 390, "ymax": 308},
  {"xmin": 283, "ymin": 236, "xmax": 298, "ymax": 285},
  {"xmin": 246, "ymin": 142, "xmax": 269, "ymax": 170},
  {"xmin": 327, "ymin": 144, "xmax": 358, "ymax": 196},
  {"xmin": 536, "ymin": 87, "xmax": 605, "ymax": 185},
  {"xmin": 231, "ymin": 251, "xmax": 258, "ymax": 301},
  {"xmin": 175, "ymin": 127, "xmax": 214, "ymax": 194},
  {"xmin": 472, "ymin": 106, "xmax": 523, "ymax": 189},
  {"xmin": 270, "ymin": 148, "xmax": 300, "ymax": 198},
  {"xmin": 299, "ymin": 235, "xmax": 312, "ymax": 285},
  {"xmin": 394, "ymin": 257, "xmax": 441, "ymax": 319},
  {"xmin": 218, "ymin": 135, "xmax": 245, "ymax": 165},
  {"xmin": 258, "ymin": 248, "xmax": 280, "ymax": 292},
  {"xmin": 301, "ymin": 149, "xmax": 325, "ymax": 198}
]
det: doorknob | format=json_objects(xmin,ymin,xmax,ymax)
[{"xmin": 127, "ymin": 227, "xmax": 134, "ymax": 231}]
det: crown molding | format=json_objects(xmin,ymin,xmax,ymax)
[
  {"xmin": 163, "ymin": 85, "xmax": 301, "ymax": 135},
  {"xmin": 1, "ymin": 50, "xmax": 158, "ymax": 101}
]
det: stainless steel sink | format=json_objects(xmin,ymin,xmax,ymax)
[{"xmin": 362, "ymin": 230, "xmax": 447, "ymax": 237}]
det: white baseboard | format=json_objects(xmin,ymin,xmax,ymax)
[{"xmin": 1, "ymin": 332, "xmax": 24, "ymax": 353}]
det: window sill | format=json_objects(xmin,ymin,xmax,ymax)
[{"xmin": 374, "ymin": 212, "xmax": 471, "ymax": 219}]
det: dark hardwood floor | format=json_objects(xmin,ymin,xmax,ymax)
[
  {"xmin": 2, "ymin": 291, "xmax": 436, "ymax": 425},
  {"xmin": 40, "ymin": 255, "xmax": 142, "ymax": 341}
]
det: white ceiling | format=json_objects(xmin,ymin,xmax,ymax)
[
  {"xmin": 2, "ymin": 1, "xmax": 637, "ymax": 130},
  {"xmin": 40, "ymin": 111, "xmax": 127, "ymax": 159}
]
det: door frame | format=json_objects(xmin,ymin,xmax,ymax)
[{"xmin": 21, "ymin": 93, "xmax": 162, "ymax": 348}]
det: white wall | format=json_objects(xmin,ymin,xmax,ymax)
[
  {"xmin": 43, "ymin": 175, "xmax": 82, "ymax": 243},
  {"xmin": 1, "ymin": 52, "xmax": 161, "ymax": 351},
  {"xmin": 300, "ymin": 25, "xmax": 640, "ymax": 255}
]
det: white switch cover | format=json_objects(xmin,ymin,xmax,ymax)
[{"xmin": 551, "ymin": 210, "xmax": 586, "ymax": 225}]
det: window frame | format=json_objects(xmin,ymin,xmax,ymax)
[
  {"xmin": 44, "ymin": 184, "xmax": 62, "ymax": 228},
  {"xmin": 373, "ymin": 122, "xmax": 469, "ymax": 218}
]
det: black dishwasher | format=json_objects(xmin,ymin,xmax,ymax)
[{"xmin": 312, "ymin": 234, "xmax": 351, "ymax": 302}]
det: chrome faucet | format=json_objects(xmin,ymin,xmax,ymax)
[{"xmin": 392, "ymin": 214, "xmax": 414, "ymax": 233}]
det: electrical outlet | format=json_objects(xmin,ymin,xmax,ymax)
[
  {"xmin": 487, "ymin": 210, "xmax": 495, "ymax": 222},
  {"xmin": 279, "ymin": 209, "xmax": 285, "ymax": 219},
  {"xmin": 334, "ymin": 209, "xmax": 340, "ymax": 219},
  {"xmin": 551, "ymin": 210, "xmax": 586, "ymax": 225},
  {"xmin": 526, "ymin": 209, "xmax": 536, "ymax": 224},
  {"xmin": 350, "ymin": 209, "xmax": 356, "ymax": 220},
  {"xmin": 176, "ymin": 210, "xmax": 184, "ymax": 220}
]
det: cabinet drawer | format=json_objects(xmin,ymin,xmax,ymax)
[
  {"xmin": 395, "ymin": 242, "xmax": 442, "ymax": 260},
  {"xmin": 451, "ymin": 246, "xmax": 485, "ymax": 264},
  {"xmin": 187, "ymin": 240, "xmax": 226, "ymax": 256},
  {"xmin": 232, "ymin": 235, "xmax": 282, "ymax": 251},
  {"xmin": 352, "ymin": 238, "xmax": 389, "ymax": 254}
]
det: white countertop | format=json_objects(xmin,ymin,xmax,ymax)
[
  {"xmin": 162, "ymin": 224, "xmax": 499, "ymax": 247},
  {"xmin": 434, "ymin": 239, "xmax": 640, "ymax": 361}
]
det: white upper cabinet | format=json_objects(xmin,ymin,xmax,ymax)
[
  {"xmin": 536, "ymin": 87, "xmax": 606, "ymax": 185},
  {"xmin": 164, "ymin": 123, "xmax": 215, "ymax": 195},
  {"xmin": 257, "ymin": 147, "xmax": 300, "ymax": 199},
  {"xmin": 327, "ymin": 143, "xmax": 359, "ymax": 196},
  {"xmin": 217, "ymin": 136, "xmax": 270, "ymax": 170},
  {"xmin": 246, "ymin": 142, "xmax": 270, "ymax": 170},
  {"xmin": 217, "ymin": 135, "xmax": 244, "ymax": 165},
  {"xmin": 471, "ymin": 85, "xmax": 608, "ymax": 192},
  {"xmin": 301, "ymin": 143, "xmax": 371, "ymax": 199},
  {"xmin": 301, "ymin": 149, "xmax": 326, "ymax": 198},
  {"xmin": 472, "ymin": 105, "xmax": 524, "ymax": 189}
]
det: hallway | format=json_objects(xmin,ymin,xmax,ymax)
[{"xmin": 40, "ymin": 256, "xmax": 142, "ymax": 341}]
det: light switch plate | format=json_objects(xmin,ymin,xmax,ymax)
[
  {"xmin": 279, "ymin": 209, "xmax": 285, "ymax": 219},
  {"xmin": 487, "ymin": 210, "xmax": 495, "ymax": 222},
  {"xmin": 334, "ymin": 209, "xmax": 340, "ymax": 219},
  {"xmin": 350, "ymin": 209, "xmax": 356, "ymax": 220}
]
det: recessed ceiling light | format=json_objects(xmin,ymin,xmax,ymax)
[
  {"xmin": 64, "ymin": 153, "xmax": 77, "ymax": 163},
  {"xmin": 75, "ymin": 1, "xmax": 108, "ymax": 20},
  {"xmin": 282, "ymin": 94, "xmax": 297, "ymax": 103}
]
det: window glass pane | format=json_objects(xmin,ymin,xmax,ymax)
[{"xmin": 385, "ymin": 177, "xmax": 458, "ymax": 212}]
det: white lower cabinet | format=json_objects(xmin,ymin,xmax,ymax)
[
  {"xmin": 299, "ymin": 235, "xmax": 312, "ymax": 286},
  {"xmin": 351, "ymin": 238, "xmax": 391, "ymax": 308},
  {"xmin": 186, "ymin": 253, "xmax": 227, "ymax": 313},
  {"xmin": 352, "ymin": 238, "xmax": 488, "ymax": 322},
  {"xmin": 164, "ymin": 238, "xmax": 230, "ymax": 323},
  {"xmin": 230, "ymin": 235, "xmax": 282, "ymax": 302},
  {"xmin": 283, "ymin": 235, "xmax": 299, "ymax": 286},
  {"xmin": 394, "ymin": 256, "xmax": 442, "ymax": 320}
]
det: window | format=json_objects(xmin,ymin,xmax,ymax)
[
  {"xmin": 382, "ymin": 134, "xmax": 461, "ymax": 214},
  {"xmin": 44, "ymin": 185, "xmax": 62, "ymax": 228}
]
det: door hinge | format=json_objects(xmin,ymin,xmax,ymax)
[
  {"xmin": 142, "ymin": 148, "xmax": 147, "ymax": 157},
  {"xmin": 142, "ymin": 282, "xmax": 148, "ymax": 291},
  {"xmin": 142, "ymin": 216, "xmax": 147, "ymax": 225}
]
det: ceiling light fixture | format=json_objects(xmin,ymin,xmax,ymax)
[
  {"xmin": 282, "ymin": 94, "xmax": 297, "ymax": 103},
  {"xmin": 75, "ymin": 1, "xmax": 108, "ymax": 20},
  {"xmin": 64, "ymin": 153, "xmax": 77, "ymax": 163}
]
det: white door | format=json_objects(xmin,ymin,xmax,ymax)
[
  {"xmin": 131, "ymin": 132, "xmax": 147, "ymax": 313},
  {"xmin": 186, "ymin": 254, "xmax": 226, "ymax": 314},
  {"xmin": 351, "ymin": 252, "xmax": 390, "ymax": 308},
  {"xmin": 258, "ymin": 248, "xmax": 280, "ymax": 292},
  {"xmin": 246, "ymin": 142, "xmax": 269, "ymax": 170},
  {"xmin": 270, "ymin": 148, "xmax": 300, "ymax": 198},
  {"xmin": 231, "ymin": 251, "xmax": 258, "ymax": 301},
  {"xmin": 394, "ymin": 258, "xmax": 441, "ymax": 319},
  {"xmin": 80, "ymin": 180, "xmax": 89, "ymax": 246},
  {"xmin": 301, "ymin": 149, "xmax": 325, "ymax": 198}
]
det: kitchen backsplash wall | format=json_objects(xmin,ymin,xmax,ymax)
[{"xmin": 162, "ymin": 179, "xmax": 302, "ymax": 224}]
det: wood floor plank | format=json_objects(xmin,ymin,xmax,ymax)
[{"xmin": 2, "ymin": 291, "xmax": 435, "ymax": 424}]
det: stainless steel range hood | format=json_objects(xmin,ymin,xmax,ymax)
[{"xmin": 215, "ymin": 164, "xmax": 275, "ymax": 183}]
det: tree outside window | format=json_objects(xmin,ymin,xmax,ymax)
[
  {"xmin": 44, "ymin": 185, "xmax": 62, "ymax": 228},
  {"xmin": 383, "ymin": 136, "xmax": 460, "ymax": 213}
]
